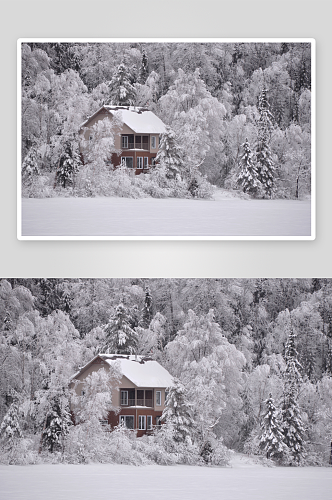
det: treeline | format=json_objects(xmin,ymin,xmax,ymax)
[
  {"xmin": 21, "ymin": 42, "xmax": 311, "ymax": 199},
  {"xmin": 0, "ymin": 278, "xmax": 331, "ymax": 465}
]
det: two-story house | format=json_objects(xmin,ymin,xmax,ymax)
[
  {"xmin": 70, "ymin": 354, "xmax": 173, "ymax": 437},
  {"xmin": 80, "ymin": 105, "xmax": 166, "ymax": 175}
]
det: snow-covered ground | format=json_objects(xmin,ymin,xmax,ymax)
[
  {"xmin": 0, "ymin": 458, "xmax": 330, "ymax": 500},
  {"xmin": 20, "ymin": 195, "xmax": 312, "ymax": 238}
]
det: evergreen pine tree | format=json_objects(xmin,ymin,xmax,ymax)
[
  {"xmin": 282, "ymin": 327, "xmax": 306, "ymax": 464},
  {"xmin": 139, "ymin": 48, "xmax": 149, "ymax": 84},
  {"xmin": 52, "ymin": 42, "xmax": 81, "ymax": 75},
  {"xmin": 3, "ymin": 311, "xmax": 12, "ymax": 332},
  {"xmin": 200, "ymin": 439, "xmax": 214, "ymax": 464},
  {"xmin": 156, "ymin": 126, "xmax": 183, "ymax": 180},
  {"xmin": 259, "ymin": 393, "xmax": 288, "ymax": 462},
  {"xmin": 325, "ymin": 339, "xmax": 332, "ymax": 376},
  {"xmin": 237, "ymin": 138, "xmax": 261, "ymax": 196},
  {"xmin": 0, "ymin": 401, "xmax": 23, "ymax": 444},
  {"xmin": 42, "ymin": 395, "xmax": 72, "ymax": 453},
  {"xmin": 55, "ymin": 140, "xmax": 82, "ymax": 189},
  {"xmin": 22, "ymin": 145, "xmax": 40, "ymax": 183},
  {"xmin": 103, "ymin": 303, "xmax": 138, "ymax": 354},
  {"xmin": 107, "ymin": 63, "xmax": 137, "ymax": 106},
  {"xmin": 142, "ymin": 286, "xmax": 153, "ymax": 328},
  {"xmin": 255, "ymin": 88, "xmax": 275, "ymax": 198},
  {"xmin": 161, "ymin": 379, "xmax": 194, "ymax": 443}
]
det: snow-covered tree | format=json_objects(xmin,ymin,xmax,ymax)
[
  {"xmin": 159, "ymin": 69, "xmax": 226, "ymax": 185},
  {"xmin": 68, "ymin": 366, "xmax": 121, "ymax": 462},
  {"xmin": 282, "ymin": 323, "xmax": 306, "ymax": 464},
  {"xmin": 55, "ymin": 139, "xmax": 82, "ymax": 188},
  {"xmin": 107, "ymin": 63, "xmax": 136, "ymax": 106},
  {"xmin": 22, "ymin": 145, "xmax": 40, "ymax": 182},
  {"xmin": 161, "ymin": 379, "xmax": 194, "ymax": 443},
  {"xmin": 0, "ymin": 401, "xmax": 23, "ymax": 444},
  {"xmin": 41, "ymin": 394, "xmax": 72, "ymax": 453},
  {"xmin": 141, "ymin": 287, "xmax": 153, "ymax": 328},
  {"xmin": 139, "ymin": 48, "xmax": 149, "ymax": 84},
  {"xmin": 237, "ymin": 138, "xmax": 261, "ymax": 195},
  {"xmin": 259, "ymin": 393, "xmax": 288, "ymax": 462},
  {"xmin": 255, "ymin": 88, "xmax": 275, "ymax": 197},
  {"xmin": 166, "ymin": 309, "xmax": 246, "ymax": 447},
  {"xmin": 103, "ymin": 303, "xmax": 138, "ymax": 354},
  {"xmin": 79, "ymin": 115, "xmax": 122, "ymax": 196},
  {"xmin": 137, "ymin": 312, "xmax": 167, "ymax": 359},
  {"xmin": 156, "ymin": 126, "xmax": 183, "ymax": 180}
]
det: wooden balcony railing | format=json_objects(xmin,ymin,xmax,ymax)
[
  {"xmin": 123, "ymin": 398, "xmax": 153, "ymax": 407},
  {"xmin": 136, "ymin": 398, "xmax": 153, "ymax": 407}
]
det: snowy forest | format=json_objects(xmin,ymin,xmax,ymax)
[
  {"xmin": 21, "ymin": 41, "xmax": 312, "ymax": 200},
  {"xmin": 0, "ymin": 278, "xmax": 331, "ymax": 466}
]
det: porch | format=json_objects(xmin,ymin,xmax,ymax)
[
  {"xmin": 121, "ymin": 389, "xmax": 153, "ymax": 408},
  {"xmin": 121, "ymin": 134, "xmax": 150, "ymax": 151}
]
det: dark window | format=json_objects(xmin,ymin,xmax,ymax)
[
  {"xmin": 121, "ymin": 157, "xmax": 133, "ymax": 168},
  {"xmin": 128, "ymin": 389, "xmax": 135, "ymax": 406},
  {"xmin": 120, "ymin": 415, "xmax": 134, "ymax": 429},
  {"xmin": 137, "ymin": 390, "xmax": 144, "ymax": 405}
]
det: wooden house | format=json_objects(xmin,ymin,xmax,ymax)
[
  {"xmin": 70, "ymin": 354, "xmax": 174, "ymax": 437},
  {"xmin": 80, "ymin": 105, "xmax": 166, "ymax": 175}
]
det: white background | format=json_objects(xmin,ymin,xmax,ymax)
[{"xmin": 2, "ymin": 0, "xmax": 331, "ymax": 278}]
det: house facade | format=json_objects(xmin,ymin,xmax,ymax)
[
  {"xmin": 70, "ymin": 354, "xmax": 173, "ymax": 437},
  {"xmin": 80, "ymin": 105, "xmax": 166, "ymax": 175}
]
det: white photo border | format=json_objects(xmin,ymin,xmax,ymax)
[{"xmin": 17, "ymin": 38, "xmax": 316, "ymax": 241}]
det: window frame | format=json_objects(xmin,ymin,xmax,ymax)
[
  {"xmin": 137, "ymin": 157, "xmax": 144, "ymax": 169},
  {"xmin": 138, "ymin": 415, "xmax": 146, "ymax": 430},
  {"xmin": 121, "ymin": 157, "xmax": 133, "ymax": 169},
  {"xmin": 120, "ymin": 390, "xmax": 128, "ymax": 406},
  {"xmin": 120, "ymin": 415, "xmax": 135, "ymax": 429},
  {"xmin": 147, "ymin": 415, "xmax": 153, "ymax": 431},
  {"xmin": 151, "ymin": 136, "xmax": 156, "ymax": 149},
  {"xmin": 156, "ymin": 390, "xmax": 161, "ymax": 406},
  {"xmin": 144, "ymin": 157, "xmax": 149, "ymax": 168},
  {"xmin": 122, "ymin": 136, "xmax": 128, "ymax": 149}
]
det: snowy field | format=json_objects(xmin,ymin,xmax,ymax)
[
  {"xmin": 21, "ymin": 196, "xmax": 312, "ymax": 238},
  {"xmin": 0, "ymin": 458, "xmax": 330, "ymax": 500}
]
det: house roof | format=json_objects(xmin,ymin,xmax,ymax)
[
  {"xmin": 81, "ymin": 105, "xmax": 166, "ymax": 135},
  {"xmin": 103, "ymin": 354, "xmax": 174, "ymax": 388},
  {"xmin": 72, "ymin": 354, "xmax": 174, "ymax": 389}
]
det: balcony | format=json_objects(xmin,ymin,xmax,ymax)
[
  {"xmin": 121, "ymin": 389, "xmax": 153, "ymax": 407},
  {"xmin": 125, "ymin": 398, "xmax": 153, "ymax": 407},
  {"xmin": 135, "ymin": 141, "xmax": 149, "ymax": 150},
  {"xmin": 136, "ymin": 398, "xmax": 153, "ymax": 407},
  {"xmin": 122, "ymin": 135, "xmax": 149, "ymax": 151}
]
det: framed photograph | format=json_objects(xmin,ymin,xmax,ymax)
[
  {"xmin": 18, "ymin": 38, "xmax": 315, "ymax": 240},
  {"xmin": 1, "ymin": 277, "xmax": 331, "ymax": 498}
]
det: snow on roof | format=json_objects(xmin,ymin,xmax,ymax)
[
  {"xmin": 104, "ymin": 106, "xmax": 166, "ymax": 134},
  {"xmin": 101, "ymin": 354, "xmax": 174, "ymax": 388}
]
